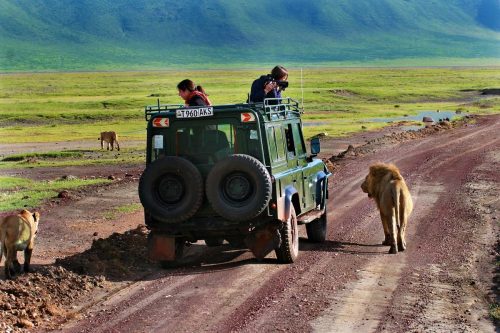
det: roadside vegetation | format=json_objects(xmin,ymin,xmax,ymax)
[
  {"xmin": 1, "ymin": 68, "xmax": 498, "ymax": 139},
  {"xmin": 0, "ymin": 148, "xmax": 145, "ymax": 169},
  {"xmin": 0, "ymin": 67, "xmax": 498, "ymax": 153},
  {"xmin": 103, "ymin": 203, "xmax": 143, "ymax": 220},
  {"xmin": 0, "ymin": 176, "xmax": 111, "ymax": 212}
]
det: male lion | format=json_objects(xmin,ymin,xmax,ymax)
[
  {"xmin": 361, "ymin": 163, "xmax": 413, "ymax": 254},
  {"xmin": 99, "ymin": 131, "xmax": 120, "ymax": 151},
  {"xmin": 0, "ymin": 209, "xmax": 40, "ymax": 279}
]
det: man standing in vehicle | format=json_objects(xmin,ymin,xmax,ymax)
[{"xmin": 248, "ymin": 65, "xmax": 288, "ymax": 103}]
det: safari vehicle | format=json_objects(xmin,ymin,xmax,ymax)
[{"xmin": 139, "ymin": 98, "xmax": 331, "ymax": 265}]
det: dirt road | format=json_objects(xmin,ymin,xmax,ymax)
[{"xmin": 1, "ymin": 115, "xmax": 499, "ymax": 332}]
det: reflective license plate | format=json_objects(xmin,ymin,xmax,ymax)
[{"xmin": 176, "ymin": 107, "xmax": 214, "ymax": 118}]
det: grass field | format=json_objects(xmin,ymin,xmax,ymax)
[
  {"xmin": 0, "ymin": 67, "xmax": 498, "ymax": 211},
  {"xmin": 0, "ymin": 176, "xmax": 111, "ymax": 212},
  {"xmin": 0, "ymin": 67, "xmax": 498, "ymax": 145}
]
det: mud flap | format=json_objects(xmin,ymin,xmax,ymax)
[
  {"xmin": 148, "ymin": 233, "xmax": 176, "ymax": 261},
  {"xmin": 244, "ymin": 223, "xmax": 282, "ymax": 260}
]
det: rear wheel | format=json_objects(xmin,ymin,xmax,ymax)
[
  {"xmin": 139, "ymin": 157, "xmax": 203, "ymax": 223},
  {"xmin": 275, "ymin": 206, "xmax": 299, "ymax": 263},
  {"xmin": 206, "ymin": 154, "xmax": 272, "ymax": 222},
  {"xmin": 306, "ymin": 208, "xmax": 328, "ymax": 242},
  {"xmin": 205, "ymin": 238, "xmax": 224, "ymax": 247}
]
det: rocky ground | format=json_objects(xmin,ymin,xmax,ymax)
[{"xmin": 0, "ymin": 115, "xmax": 498, "ymax": 332}]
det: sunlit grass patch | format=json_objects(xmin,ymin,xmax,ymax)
[
  {"xmin": 0, "ymin": 148, "xmax": 145, "ymax": 169},
  {"xmin": 103, "ymin": 203, "xmax": 142, "ymax": 220},
  {"xmin": 0, "ymin": 68, "xmax": 498, "ymax": 145},
  {"xmin": 302, "ymin": 119, "xmax": 387, "ymax": 139},
  {"xmin": 490, "ymin": 303, "xmax": 500, "ymax": 321},
  {"xmin": 0, "ymin": 120, "xmax": 146, "ymax": 143},
  {"xmin": 0, "ymin": 176, "xmax": 111, "ymax": 212},
  {"xmin": 2, "ymin": 151, "xmax": 84, "ymax": 162}
]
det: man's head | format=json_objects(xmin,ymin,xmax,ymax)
[{"xmin": 271, "ymin": 65, "xmax": 288, "ymax": 81}]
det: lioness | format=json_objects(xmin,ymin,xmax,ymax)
[
  {"xmin": 99, "ymin": 131, "xmax": 120, "ymax": 151},
  {"xmin": 0, "ymin": 209, "xmax": 40, "ymax": 279},
  {"xmin": 361, "ymin": 163, "xmax": 413, "ymax": 254}
]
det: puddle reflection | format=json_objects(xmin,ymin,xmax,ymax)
[{"xmin": 370, "ymin": 110, "xmax": 465, "ymax": 123}]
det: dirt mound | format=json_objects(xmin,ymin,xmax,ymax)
[
  {"xmin": 0, "ymin": 266, "xmax": 105, "ymax": 332},
  {"xmin": 55, "ymin": 225, "xmax": 153, "ymax": 280},
  {"xmin": 0, "ymin": 225, "xmax": 153, "ymax": 332}
]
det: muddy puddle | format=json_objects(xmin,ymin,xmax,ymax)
[
  {"xmin": 303, "ymin": 110, "xmax": 468, "ymax": 131},
  {"xmin": 370, "ymin": 110, "xmax": 465, "ymax": 124}
]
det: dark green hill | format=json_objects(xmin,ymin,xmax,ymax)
[{"xmin": 0, "ymin": 0, "xmax": 498, "ymax": 70}]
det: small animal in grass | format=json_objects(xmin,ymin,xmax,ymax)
[{"xmin": 99, "ymin": 131, "xmax": 120, "ymax": 151}]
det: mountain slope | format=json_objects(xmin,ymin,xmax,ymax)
[{"xmin": 0, "ymin": 0, "xmax": 498, "ymax": 70}]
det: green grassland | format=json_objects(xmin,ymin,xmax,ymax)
[
  {"xmin": 0, "ymin": 176, "xmax": 111, "ymax": 212},
  {"xmin": 0, "ymin": 148, "xmax": 145, "ymax": 169},
  {"xmin": 1, "ymin": 67, "xmax": 498, "ymax": 146},
  {"xmin": 0, "ymin": 67, "xmax": 498, "ymax": 211}
]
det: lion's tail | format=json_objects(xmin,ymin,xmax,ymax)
[{"xmin": 392, "ymin": 184, "xmax": 401, "ymax": 229}]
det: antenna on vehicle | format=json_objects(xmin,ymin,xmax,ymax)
[{"xmin": 301, "ymin": 67, "xmax": 305, "ymax": 113}]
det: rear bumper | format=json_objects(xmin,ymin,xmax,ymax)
[{"xmin": 144, "ymin": 211, "xmax": 274, "ymax": 240}]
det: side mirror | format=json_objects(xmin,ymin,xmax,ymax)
[{"xmin": 310, "ymin": 137, "xmax": 320, "ymax": 155}]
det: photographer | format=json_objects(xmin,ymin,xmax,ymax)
[{"xmin": 248, "ymin": 65, "xmax": 288, "ymax": 103}]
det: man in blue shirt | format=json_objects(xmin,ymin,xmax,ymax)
[{"xmin": 248, "ymin": 65, "xmax": 288, "ymax": 103}]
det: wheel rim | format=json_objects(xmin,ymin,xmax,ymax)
[
  {"xmin": 222, "ymin": 172, "xmax": 253, "ymax": 203},
  {"xmin": 157, "ymin": 174, "xmax": 184, "ymax": 204}
]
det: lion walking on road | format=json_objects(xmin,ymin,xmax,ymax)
[
  {"xmin": 361, "ymin": 163, "xmax": 413, "ymax": 254},
  {"xmin": 99, "ymin": 131, "xmax": 120, "ymax": 151},
  {"xmin": 0, "ymin": 209, "xmax": 41, "ymax": 279}
]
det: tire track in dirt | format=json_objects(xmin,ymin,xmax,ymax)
[
  {"xmin": 54, "ymin": 115, "xmax": 499, "ymax": 333},
  {"xmin": 220, "ymin": 115, "xmax": 498, "ymax": 332}
]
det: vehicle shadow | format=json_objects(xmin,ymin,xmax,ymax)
[
  {"xmin": 148, "ymin": 243, "xmax": 278, "ymax": 278},
  {"xmin": 299, "ymin": 238, "xmax": 387, "ymax": 256},
  {"xmin": 51, "ymin": 226, "xmax": 277, "ymax": 282}
]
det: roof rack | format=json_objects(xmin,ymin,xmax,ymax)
[
  {"xmin": 261, "ymin": 97, "xmax": 302, "ymax": 121},
  {"xmin": 144, "ymin": 99, "xmax": 183, "ymax": 120},
  {"xmin": 143, "ymin": 97, "xmax": 302, "ymax": 121}
]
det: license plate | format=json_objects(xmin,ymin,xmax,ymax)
[{"xmin": 176, "ymin": 107, "xmax": 214, "ymax": 118}]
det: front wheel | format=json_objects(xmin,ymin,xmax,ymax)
[{"xmin": 275, "ymin": 206, "xmax": 299, "ymax": 263}]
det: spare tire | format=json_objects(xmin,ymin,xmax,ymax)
[
  {"xmin": 139, "ymin": 156, "xmax": 203, "ymax": 223},
  {"xmin": 206, "ymin": 154, "xmax": 272, "ymax": 222}
]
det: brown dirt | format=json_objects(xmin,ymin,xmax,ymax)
[{"xmin": 0, "ymin": 115, "xmax": 498, "ymax": 332}]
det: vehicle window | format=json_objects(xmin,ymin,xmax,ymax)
[
  {"xmin": 174, "ymin": 124, "xmax": 233, "ymax": 164},
  {"xmin": 267, "ymin": 127, "xmax": 278, "ymax": 162},
  {"xmin": 292, "ymin": 123, "xmax": 306, "ymax": 156},
  {"xmin": 284, "ymin": 124, "xmax": 296, "ymax": 159},
  {"xmin": 275, "ymin": 127, "xmax": 286, "ymax": 160}
]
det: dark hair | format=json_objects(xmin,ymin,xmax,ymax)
[
  {"xmin": 177, "ymin": 79, "xmax": 207, "ymax": 94},
  {"xmin": 271, "ymin": 65, "xmax": 288, "ymax": 80}
]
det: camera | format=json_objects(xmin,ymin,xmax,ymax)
[{"xmin": 265, "ymin": 75, "xmax": 289, "ymax": 90}]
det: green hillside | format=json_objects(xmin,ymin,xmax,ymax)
[{"xmin": 0, "ymin": 0, "xmax": 499, "ymax": 71}]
